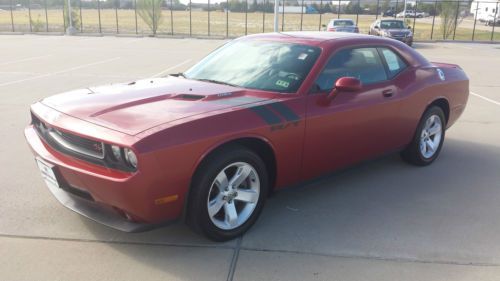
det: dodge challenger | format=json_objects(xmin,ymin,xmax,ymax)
[{"xmin": 25, "ymin": 32, "xmax": 469, "ymax": 241}]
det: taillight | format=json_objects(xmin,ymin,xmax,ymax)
[
  {"xmin": 328, "ymin": 27, "xmax": 336, "ymax": 31},
  {"xmin": 354, "ymin": 27, "xmax": 359, "ymax": 33}
]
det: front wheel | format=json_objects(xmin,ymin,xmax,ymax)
[
  {"xmin": 187, "ymin": 145, "xmax": 268, "ymax": 241},
  {"xmin": 401, "ymin": 106, "xmax": 446, "ymax": 166}
]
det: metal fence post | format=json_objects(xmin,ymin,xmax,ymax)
[
  {"xmin": 189, "ymin": 0, "xmax": 192, "ymax": 37},
  {"xmin": 97, "ymin": 0, "xmax": 102, "ymax": 33},
  {"xmin": 245, "ymin": 0, "xmax": 248, "ymax": 35},
  {"xmin": 262, "ymin": 0, "xmax": 266, "ymax": 33},
  {"xmin": 452, "ymin": 0, "xmax": 459, "ymax": 40},
  {"xmin": 491, "ymin": 2, "xmax": 498, "ymax": 41},
  {"xmin": 412, "ymin": 0, "xmax": 417, "ymax": 32},
  {"xmin": 376, "ymin": 0, "xmax": 380, "ymax": 20},
  {"xmin": 281, "ymin": 0, "xmax": 285, "ymax": 31},
  {"xmin": 472, "ymin": 0, "xmax": 478, "ymax": 41},
  {"xmin": 45, "ymin": 0, "xmax": 49, "ymax": 32},
  {"xmin": 208, "ymin": 0, "xmax": 210, "ymax": 36},
  {"xmin": 319, "ymin": 0, "xmax": 323, "ymax": 31},
  {"xmin": 355, "ymin": 0, "xmax": 359, "ymax": 25},
  {"xmin": 226, "ymin": 2, "xmax": 228, "ymax": 37},
  {"xmin": 300, "ymin": 0, "xmax": 304, "ymax": 31},
  {"xmin": 338, "ymin": 0, "xmax": 340, "ymax": 19},
  {"xmin": 79, "ymin": 0, "xmax": 83, "ymax": 32},
  {"xmin": 28, "ymin": 0, "xmax": 32, "ymax": 32},
  {"xmin": 430, "ymin": 0, "xmax": 436, "ymax": 40},
  {"xmin": 152, "ymin": 0, "xmax": 156, "ymax": 35},
  {"xmin": 9, "ymin": 0, "xmax": 14, "ymax": 32},
  {"xmin": 115, "ymin": 0, "xmax": 119, "ymax": 34},
  {"xmin": 394, "ymin": 0, "xmax": 398, "ymax": 18},
  {"xmin": 62, "ymin": 0, "xmax": 66, "ymax": 31},
  {"xmin": 134, "ymin": 0, "xmax": 138, "ymax": 34},
  {"xmin": 170, "ymin": 0, "xmax": 173, "ymax": 35}
]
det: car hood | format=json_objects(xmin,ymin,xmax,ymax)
[{"xmin": 41, "ymin": 76, "xmax": 271, "ymax": 135}]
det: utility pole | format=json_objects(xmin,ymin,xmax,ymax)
[{"xmin": 66, "ymin": 0, "xmax": 77, "ymax": 35}]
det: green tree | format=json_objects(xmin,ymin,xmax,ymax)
[{"xmin": 137, "ymin": 0, "xmax": 163, "ymax": 35}]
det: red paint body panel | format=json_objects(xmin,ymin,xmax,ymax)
[{"xmin": 25, "ymin": 32, "xmax": 469, "ymax": 227}]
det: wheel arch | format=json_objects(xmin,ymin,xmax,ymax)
[
  {"xmin": 428, "ymin": 97, "xmax": 450, "ymax": 125},
  {"xmin": 182, "ymin": 135, "xmax": 278, "ymax": 220}
]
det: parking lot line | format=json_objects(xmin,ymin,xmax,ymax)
[
  {"xmin": 0, "ymin": 55, "xmax": 53, "ymax": 66},
  {"xmin": 470, "ymin": 92, "xmax": 500, "ymax": 106},
  {"xmin": 151, "ymin": 59, "xmax": 193, "ymax": 78},
  {"xmin": 0, "ymin": 57, "xmax": 121, "ymax": 87}
]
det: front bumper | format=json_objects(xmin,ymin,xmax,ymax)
[
  {"xmin": 389, "ymin": 36, "xmax": 413, "ymax": 44},
  {"xmin": 25, "ymin": 125, "xmax": 181, "ymax": 232}
]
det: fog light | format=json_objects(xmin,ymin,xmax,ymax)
[
  {"xmin": 111, "ymin": 145, "xmax": 122, "ymax": 160},
  {"xmin": 124, "ymin": 148, "xmax": 138, "ymax": 168}
]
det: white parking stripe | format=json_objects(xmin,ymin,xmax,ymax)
[
  {"xmin": 0, "ymin": 57, "xmax": 121, "ymax": 87},
  {"xmin": 470, "ymin": 92, "xmax": 500, "ymax": 106},
  {"xmin": 151, "ymin": 59, "xmax": 193, "ymax": 78},
  {"xmin": 0, "ymin": 55, "xmax": 52, "ymax": 66}
]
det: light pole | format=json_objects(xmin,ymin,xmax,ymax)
[{"xmin": 66, "ymin": 0, "xmax": 77, "ymax": 35}]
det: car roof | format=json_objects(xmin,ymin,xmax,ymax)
[{"xmin": 244, "ymin": 32, "xmax": 370, "ymax": 45}]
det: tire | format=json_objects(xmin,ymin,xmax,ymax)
[
  {"xmin": 187, "ymin": 145, "xmax": 268, "ymax": 241},
  {"xmin": 401, "ymin": 106, "xmax": 446, "ymax": 166}
]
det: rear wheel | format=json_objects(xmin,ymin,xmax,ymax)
[
  {"xmin": 187, "ymin": 145, "xmax": 268, "ymax": 241},
  {"xmin": 401, "ymin": 106, "xmax": 446, "ymax": 166}
]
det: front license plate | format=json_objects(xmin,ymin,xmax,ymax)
[{"xmin": 36, "ymin": 158, "xmax": 59, "ymax": 188}]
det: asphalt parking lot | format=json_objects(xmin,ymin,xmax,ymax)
[{"xmin": 1, "ymin": 35, "xmax": 499, "ymax": 281}]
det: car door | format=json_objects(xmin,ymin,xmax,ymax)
[{"xmin": 301, "ymin": 46, "xmax": 408, "ymax": 180}]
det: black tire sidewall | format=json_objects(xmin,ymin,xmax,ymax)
[{"xmin": 188, "ymin": 145, "xmax": 268, "ymax": 241}]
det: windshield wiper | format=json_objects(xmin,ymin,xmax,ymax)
[{"xmin": 194, "ymin": 78, "xmax": 239, "ymax": 88}]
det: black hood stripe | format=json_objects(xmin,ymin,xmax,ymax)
[
  {"xmin": 269, "ymin": 102, "xmax": 300, "ymax": 122},
  {"xmin": 250, "ymin": 105, "xmax": 282, "ymax": 125}
]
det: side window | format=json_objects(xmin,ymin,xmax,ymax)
[
  {"xmin": 379, "ymin": 48, "xmax": 408, "ymax": 78},
  {"xmin": 314, "ymin": 47, "xmax": 388, "ymax": 92}
]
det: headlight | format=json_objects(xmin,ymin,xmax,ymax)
[
  {"xmin": 111, "ymin": 145, "xmax": 122, "ymax": 161},
  {"xmin": 124, "ymin": 148, "xmax": 138, "ymax": 168}
]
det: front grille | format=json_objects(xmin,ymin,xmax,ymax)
[{"xmin": 32, "ymin": 114, "xmax": 105, "ymax": 160}]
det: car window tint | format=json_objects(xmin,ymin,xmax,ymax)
[
  {"xmin": 314, "ymin": 48, "xmax": 388, "ymax": 92},
  {"xmin": 379, "ymin": 48, "xmax": 407, "ymax": 78}
]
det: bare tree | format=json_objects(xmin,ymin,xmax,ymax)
[
  {"xmin": 137, "ymin": 0, "xmax": 163, "ymax": 35},
  {"xmin": 439, "ymin": 1, "xmax": 466, "ymax": 39}
]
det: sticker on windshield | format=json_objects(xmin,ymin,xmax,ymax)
[
  {"xmin": 437, "ymin": 68, "xmax": 445, "ymax": 81},
  {"xmin": 298, "ymin": 53, "xmax": 308, "ymax": 60},
  {"xmin": 275, "ymin": 80, "xmax": 290, "ymax": 88}
]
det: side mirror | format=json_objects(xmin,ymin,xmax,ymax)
[
  {"xmin": 335, "ymin": 77, "xmax": 362, "ymax": 92},
  {"xmin": 326, "ymin": 77, "xmax": 362, "ymax": 101},
  {"xmin": 374, "ymin": 25, "xmax": 380, "ymax": 29},
  {"xmin": 408, "ymin": 26, "xmax": 412, "ymax": 30}
]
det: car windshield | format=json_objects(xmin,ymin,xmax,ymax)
[
  {"xmin": 380, "ymin": 20, "xmax": 405, "ymax": 29},
  {"xmin": 184, "ymin": 40, "xmax": 321, "ymax": 93},
  {"xmin": 333, "ymin": 20, "xmax": 354, "ymax": 26}
]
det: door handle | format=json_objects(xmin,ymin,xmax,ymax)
[{"xmin": 382, "ymin": 89, "xmax": 394, "ymax": 97}]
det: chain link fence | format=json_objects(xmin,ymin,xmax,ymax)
[{"xmin": 0, "ymin": 0, "xmax": 499, "ymax": 41}]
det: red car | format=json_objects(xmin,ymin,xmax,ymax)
[{"xmin": 25, "ymin": 32, "xmax": 469, "ymax": 241}]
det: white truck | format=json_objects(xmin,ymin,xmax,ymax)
[{"xmin": 470, "ymin": 0, "xmax": 500, "ymax": 26}]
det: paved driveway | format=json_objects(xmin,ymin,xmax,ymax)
[{"xmin": 0, "ymin": 35, "xmax": 499, "ymax": 281}]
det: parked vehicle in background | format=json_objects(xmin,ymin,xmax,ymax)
[
  {"xmin": 369, "ymin": 19, "xmax": 413, "ymax": 46},
  {"xmin": 324, "ymin": 19, "xmax": 359, "ymax": 33},
  {"xmin": 396, "ymin": 10, "xmax": 427, "ymax": 18},
  {"xmin": 471, "ymin": 0, "xmax": 500, "ymax": 26},
  {"xmin": 382, "ymin": 8, "xmax": 396, "ymax": 17}
]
